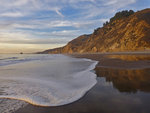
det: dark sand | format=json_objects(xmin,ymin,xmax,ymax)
[{"xmin": 16, "ymin": 53, "xmax": 150, "ymax": 113}]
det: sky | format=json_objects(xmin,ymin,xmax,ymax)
[{"xmin": 0, "ymin": 0, "xmax": 149, "ymax": 53}]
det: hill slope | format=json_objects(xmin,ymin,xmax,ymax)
[{"xmin": 40, "ymin": 9, "xmax": 150, "ymax": 54}]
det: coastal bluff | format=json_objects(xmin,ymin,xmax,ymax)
[{"xmin": 39, "ymin": 8, "xmax": 150, "ymax": 54}]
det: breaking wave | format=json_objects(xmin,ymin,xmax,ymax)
[{"xmin": 0, "ymin": 54, "xmax": 98, "ymax": 112}]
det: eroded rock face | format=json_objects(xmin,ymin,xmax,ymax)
[{"xmin": 40, "ymin": 9, "xmax": 150, "ymax": 54}]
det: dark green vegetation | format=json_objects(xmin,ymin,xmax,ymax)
[
  {"xmin": 103, "ymin": 10, "xmax": 134, "ymax": 26},
  {"xmin": 110, "ymin": 10, "xmax": 134, "ymax": 23}
]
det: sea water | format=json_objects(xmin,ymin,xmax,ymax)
[{"xmin": 0, "ymin": 54, "xmax": 98, "ymax": 113}]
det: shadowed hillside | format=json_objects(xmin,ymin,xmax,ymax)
[{"xmin": 39, "ymin": 8, "xmax": 150, "ymax": 54}]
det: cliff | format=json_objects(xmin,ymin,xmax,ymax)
[{"xmin": 40, "ymin": 8, "xmax": 150, "ymax": 54}]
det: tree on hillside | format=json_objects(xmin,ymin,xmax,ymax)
[
  {"xmin": 103, "ymin": 10, "xmax": 134, "ymax": 27},
  {"xmin": 110, "ymin": 10, "xmax": 134, "ymax": 23}
]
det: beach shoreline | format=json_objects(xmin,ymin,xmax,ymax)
[
  {"xmin": 69, "ymin": 52, "xmax": 150, "ymax": 69},
  {"xmin": 16, "ymin": 53, "xmax": 150, "ymax": 113}
]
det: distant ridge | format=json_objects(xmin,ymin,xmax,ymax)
[{"xmin": 39, "ymin": 8, "xmax": 150, "ymax": 54}]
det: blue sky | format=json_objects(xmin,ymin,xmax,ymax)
[{"xmin": 0, "ymin": 0, "xmax": 149, "ymax": 53}]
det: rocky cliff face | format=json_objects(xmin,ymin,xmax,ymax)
[{"xmin": 40, "ymin": 9, "xmax": 150, "ymax": 54}]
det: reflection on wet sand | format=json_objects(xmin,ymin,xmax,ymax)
[
  {"xmin": 107, "ymin": 55, "xmax": 150, "ymax": 61},
  {"xmin": 95, "ymin": 67, "xmax": 150, "ymax": 93},
  {"xmin": 94, "ymin": 54, "xmax": 150, "ymax": 93}
]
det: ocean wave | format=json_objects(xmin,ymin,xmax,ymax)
[{"xmin": 0, "ymin": 54, "xmax": 98, "ymax": 113}]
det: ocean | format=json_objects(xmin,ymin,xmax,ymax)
[{"xmin": 0, "ymin": 54, "xmax": 98, "ymax": 113}]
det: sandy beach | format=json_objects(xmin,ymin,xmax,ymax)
[
  {"xmin": 15, "ymin": 53, "xmax": 150, "ymax": 113},
  {"xmin": 0, "ymin": 0, "xmax": 149, "ymax": 112}
]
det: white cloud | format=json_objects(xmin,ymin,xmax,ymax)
[
  {"xmin": 101, "ymin": 0, "xmax": 136, "ymax": 9},
  {"xmin": 0, "ymin": 0, "xmax": 138, "ymax": 53},
  {"xmin": 0, "ymin": 0, "xmax": 137, "ymax": 20},
  {"xmin": 0, "ymin": 12, "xmax": 24, "ymax": 17},
  {"xmin": 55, "ymin": 8, "xmax": 64, "ymax": 17},
  {"xmin": 0, "ymin": 29, "xmax": 79, "ymax": 45}
]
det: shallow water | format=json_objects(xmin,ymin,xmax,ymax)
[
  {"xmin": 95, "ymin": 67, "xmax": 150, "ymax": 93},
  {"xmin": 0, "ymin": 54, "xmax": 98, "ymax": 113},
  {"xmin": 15, "ymin": 67, "xmax": 150, "ymax": 113},
  {"xmin": 16, "ymin": 54, "xmax": 150, "ymax": 113}
]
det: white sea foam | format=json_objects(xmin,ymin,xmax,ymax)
[{"xmin": 0, "ymin": 54, "xmax": 98, "ymax": 113}]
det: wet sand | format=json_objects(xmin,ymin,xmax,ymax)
[
  {"xmin": 16, "ymin": 53, "xmax": 150, "ymax": 113},
  {"xmin": 71, "ymin": 53, "xmax": 150, "ymax": 69}
]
